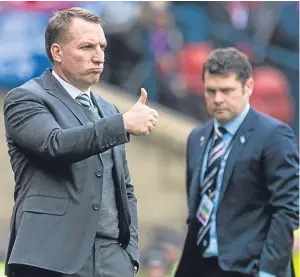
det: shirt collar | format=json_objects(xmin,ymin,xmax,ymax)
[
  {"xmin": 52, "ymin": 70, "xmax": 92, "ymax": 100},
  {"xmin": 214, "ymin": 104, "xmax": 250, "ymax": 136}
]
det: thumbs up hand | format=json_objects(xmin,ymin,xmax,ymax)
[
  {"xmin": 138, "ymin": 88, "xmax": 148, "ymax": 105},
  {"xmin": 123, "ymin": 88, "xmax": 159, "ymax": 136}
]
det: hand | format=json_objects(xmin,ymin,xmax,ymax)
[{"xmin": 122, "ymin": 88, "xmax": 159, "ymax": 136}]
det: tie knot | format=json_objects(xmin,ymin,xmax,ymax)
[
  {"xmin": 76, "ymin": 93, "xmax": 91, "ymax": 108},
  {"xmin": 215, "ymin": 126, "xmax": 227, "ymax": 138}
]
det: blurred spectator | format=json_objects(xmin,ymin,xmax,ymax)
[
  {"xmin": 171, "ymin": 2, "xmax": 210, "ymax": 43},
  {"xmin": 204, "ymin": 2, "xmax": 280, "ymax": 45},
  {"xmin": 178, "ymin": 42, "xmax": 211, "ymax": 96},
  {"xmin": 162, "ymin": 241, "xmax": 179, "ymax": 277},
  {"xmin": 143, "ymin": 248, "xmax": 166, "ymax": 277},
  {"xmin": 270, "ymin": 2, "xmax": 299, "ymax": 52},
  {"xmin": 151, "ymin": 227, "xmax": 183, "ymax": 277},
  {"xmin": 203, "ymin": 1, "xmax": 283, "ymax": 63},
  {"xmin": 143, "ymin": 2, "xmax": 185, "ymax": 108},
  {"xmin": 176, "ymin": 42, "xmax": 212, "ymax": 120},
  {"xmin": 100, "ymin": 2, "xmax": 144, "ymax": 92}
]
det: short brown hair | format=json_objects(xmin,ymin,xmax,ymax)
[
  {"xmin": 45, "ymin": 7, "xmax": 104, "ymax": 63},
  {"xmin": 202, "ymin": 47, "xmax": 252, "ymax": 86}
]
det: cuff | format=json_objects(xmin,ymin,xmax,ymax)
[
  {"xmin": 259, "ymin": 271, "xmax": 276, "ymax": 277},
  {"xmin": 97, "ymin": 113, "xmax": 129, "ymax": 148}
]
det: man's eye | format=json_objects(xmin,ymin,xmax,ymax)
[
  {"xmin": 222, "ymin": 89, "xmax": 233, "ymax": 94},
  {"xmin": 206, "ymin": 89, "xmax": 215, "ymax": 94}
]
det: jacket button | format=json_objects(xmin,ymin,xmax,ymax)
[
  {"xmin": 96, "ymin": 171, "xmax": 102, "ymax": 177},
  {"xmin": 93, "ymin": 204, "xmax": 100, "ymax": 211}
]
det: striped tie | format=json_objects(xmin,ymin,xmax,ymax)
[
  {"xmin": 196, "ymin": 126, "xmax": 227, "ymax": 247},
  {"xmin": 76, "ymin": 93, "xmax": 91, "ymax": 108}
]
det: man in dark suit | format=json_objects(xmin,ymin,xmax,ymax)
[
  {"xmin": 3, "ymin": 7, "xmax": 158, "ymax": 277},
  {"xmin": 175, "ymin": 48, "xmax": 299, "ymax": 277}
]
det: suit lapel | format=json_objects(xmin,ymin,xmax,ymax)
[
  {"xmin": 41, "ymin": 69, "xmax": 88, "ymax": 125},
  {"xmin": 91, "ymin": 92, "xmax": 107, "ymax": 118},
  {"xmin": 196, "ymin": 122, "xmax": 214, "ymax": 184},
  {"xmin": 217, "ymin": 108, "xmax": 257, "ymax": 206},
  {"xmin": 189, "ymin": 121, "xmax": 214, "ymax": 217}
]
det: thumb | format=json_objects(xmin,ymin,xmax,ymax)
[{"xmin": 138, "ymin": 88, "xmax": 148, "ymax": 105}]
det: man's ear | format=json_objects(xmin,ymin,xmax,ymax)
[
  {"xmin": 51, "ymin": 43, "xmax": 63, "ymax": 63},
  {"xmin": 245, "ymin": 77, "xmax": 254, "ymax": 98}
]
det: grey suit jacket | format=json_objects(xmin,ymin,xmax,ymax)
[{"xmin": 3, "ymin": 69, "xmax": 139, "ymax": 276}]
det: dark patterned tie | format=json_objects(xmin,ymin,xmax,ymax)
[
  {"xmin": 76, "ymin": 93, "xmax": 91, "ymax": 108},
  {"xmin": 196, "ymin": 126, "xmax": 227, "ymax": 247}
]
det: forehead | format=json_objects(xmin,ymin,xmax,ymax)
[
  {"xmin": 67, "ymin": 17, "xmax": 106, "ymax": 44},
  {"xmin": 204, "ymin": 72, "xmax": 242, "ymax": 88}
]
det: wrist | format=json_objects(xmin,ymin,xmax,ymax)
[{"xmin": 122, "ymin": 112, "xmax": 129, "ymax": 133}]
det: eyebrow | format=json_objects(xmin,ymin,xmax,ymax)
[
  {"xmin": 79, "ymin": 41, "xmax": 107, "ymax": 47},
  {"xmin": 205, "ymin": 86, "xmax": 234, "ymax": 91}
]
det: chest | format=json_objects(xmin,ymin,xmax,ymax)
[{"xmin": 189, "ymin": 135, "xmax": 268, "ymax": 199}]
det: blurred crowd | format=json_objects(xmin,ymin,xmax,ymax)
[
  {"xmin": 0, "ymin": 2, "xmax": 298, "ymax": 277},
  {"xmin": 136, "ymin": 227, "xmax": 184, "ymax": 277},
  {"xmin": 0, "ymin": 1, "xmax": 298, "ymax": 135},
  {"xmin": 99, "ymin": 1, "xmax": 299, "ymax": 135},
  {"xmin": 134, "ymin": 226, "xmax": 299, "ymax": 277}
]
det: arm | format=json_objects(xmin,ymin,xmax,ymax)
[
  {"xmin": 259, "ymin": 124, "xmax": 299, "ymax": 276},
  {"xmin": 186, "ymin": 129, "xmax": 197, "ymax": 225},
  {"xmin": 123, "ymin": 151, "xmax": 139, "ymax": 270},
  {"xmin": 4, "ymin": 88, "xmax": 128, "ymax": 164}
]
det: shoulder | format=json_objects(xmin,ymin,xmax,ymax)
[
  {"xmin": 254, "ymin": 109, "xmax": 287, "ymax": 131},
  {"xmin": 186, "ymin": 120, "xmax": 213, "ymax": 154},
  {"xmin": 4, "ymin": 77, "xmax": 44, "ymax": 107},
  {"xmin": 252, "ymin": 108, "xmax": 295, "ymax": 138},
  {"xmin": 251, "ymin": 109, "xmax": 297, "ymax": 153},
  {"xmin": 188, "ymin": 119, "xmax": 213, "ymax": 142}
]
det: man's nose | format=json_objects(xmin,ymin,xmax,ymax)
[
  {"xmin": 214, "ymin": 91, "xmax": 224, "ymax": 103},
  {"xmin": 92, "ymin": 45, "xmax": 104, "ymax": 64}
]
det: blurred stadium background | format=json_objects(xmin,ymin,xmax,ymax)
[{"xmin": 0, "ymin": 1, "xmax": 298, "ymax": 277}]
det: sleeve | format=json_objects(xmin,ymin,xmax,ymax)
[
  {"xmin": 123, "ymin": 151, "xmax": 139, "ymax": 269},
  {"xmin": 4, "ymin": 88, "xmax": 129, "ymax": 164},
  {"xmin": 259, "ymin": 124, "xmax": 299, "ymax": 275}
]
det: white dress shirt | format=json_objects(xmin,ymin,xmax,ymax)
[{"xmin": 52, "ymin": 70, "xmax": 93, "ymax": 106}]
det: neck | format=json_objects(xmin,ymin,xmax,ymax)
[
  {"xmin": 216, "ymin": 117, "xmax": 233, "ymax": 126},
  {"xmin": 53, "ymin": 67, "xmax": 88, "ymax": 92}
]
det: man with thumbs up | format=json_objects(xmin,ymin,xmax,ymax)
[{"xmin": 3, "ymin": 7, "xmax": 158, "ymax": 277}]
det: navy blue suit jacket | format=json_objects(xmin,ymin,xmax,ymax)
[{"xmin": 176, "ymin": 108, "xmax": 299, "ymax": 277}]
